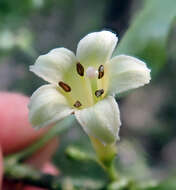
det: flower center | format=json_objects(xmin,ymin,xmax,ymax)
[{"xmin": 58, "ymin": 62, "xmax": 108, "ymax": 109}]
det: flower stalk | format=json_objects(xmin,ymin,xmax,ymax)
[{"xmin": 90, "ymin": 136, "xmax": 119, "ymax": 182}]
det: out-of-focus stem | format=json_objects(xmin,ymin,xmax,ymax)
[
  {"xmin": 4, "ymin": 160, "xmax": 63, "ymax": 190},
  {"xmin": 90, "ymin": 136, "xmax": 119, "ymax": 182},
  {"xmin": 5, "ymin": 116, "xmax": 73, "ymax": 163}
]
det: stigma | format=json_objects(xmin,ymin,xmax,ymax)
[{"xmin": 86, "ymin": 67, "xmax": 98, "ymax": 78}]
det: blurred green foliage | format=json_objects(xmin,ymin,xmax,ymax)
[
  {"xmin": 168, "ymin": 18, "xmax": 176, "ymax": 63},
  {"xmin": 115, "ymin": 0, "xmax": 176, "ymax": 76}
]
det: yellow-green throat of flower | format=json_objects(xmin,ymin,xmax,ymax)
[{"xmin": 58, "ymin": 62, "xmax": 109, "ymax": 109}]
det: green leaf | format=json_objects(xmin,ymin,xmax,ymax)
[
  {"xmin": 156, "ymin": 176, "xmax": 176, "ymax": 190},
  {"xmin": 167, "ymin": 17, "xmax": 176, "ymax": 63},
  {"xmin": 107, "ymin": 178, "xmax": 135, "ymax": 190},
  {"xmin": 114, "ymin": 0, "xmax": 176, "ymax": 75},
  {"xmin": 139, "ymin": 176, "xmax": 176, "ymax": 190},
  {"xmin": 65, "ymin": 145, "xmax": 96, "ymax": 162}
]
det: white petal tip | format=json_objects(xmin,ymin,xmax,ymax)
[
  {"xmin": 75, "ymin": 96, "xmax": 121, "ymax": 145},
  {"xmin": 76, "ymin": 30, "xmax": 118, "ymax": 67},
  {"xmin": 29, "ymin": 65, "xmax": 34, "ymax": 72}
]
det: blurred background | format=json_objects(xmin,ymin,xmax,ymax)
[{"xmin": 0, "ymin": 0, "xmax": 176, "ymax": 188}]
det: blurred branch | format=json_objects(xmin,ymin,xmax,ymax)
[
  {"xmin": 4, "ymin": 160, "xmax": 63, "ymax": 190},
  {"xmin": 5, "ymin": 159, "xmax": 105, "ymax": 189},
  {"xmin": 4, "ymin": 159, "xmax": 160, "ymax": 190}
]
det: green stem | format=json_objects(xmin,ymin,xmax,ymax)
[
  {"xmin": 90, "ymin": 136, "xmax": 119, "ymax": 182},
  {"xmin": 104, "ymin": 160, "xmax": 119, "ymax": 182},
  {"xmin": 5, "ymin": 116, "xmax": 73, "ymax": 163}
]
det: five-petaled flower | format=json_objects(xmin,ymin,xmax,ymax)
[{"xmin": 28, "ymin": 31, "xmax": 151, "ymax": 145}]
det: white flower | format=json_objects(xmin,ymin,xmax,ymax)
[{"xmin": 28, "ymin": 31, "xmax": 151, "ymax": 145}]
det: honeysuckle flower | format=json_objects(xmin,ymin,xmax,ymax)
[{"xmin": 28, "ymin": 31, "xmax": 151, "ymax": 145}]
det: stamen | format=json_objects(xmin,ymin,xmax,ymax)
[
  {"xmin": 76, "ymin": 62, "xmax": 84, "ymax": 76},
  {"xmin": 95, "ymin": 89, "xmax": 104, "ymax": 97},
  {"xmin": 98, "ymin": 65, "xmax": 104, "ymax": 79},
  {"xmin": 73, "ymin": 100, "xmax": 82, "ymax": 108},
  {"xmin": 58, "ymin": 81, "xmax": 71, "ymax": 92}
]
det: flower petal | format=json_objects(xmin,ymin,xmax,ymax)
[
  {"xmin": 28, "ymin": 84, "xmax": 73, "ymax": 128},
  {"xmin": 75, "ymin": 96, "xmax": 121, "ymax": 144},
  {"xmin": 108, "ymin": 55, "xmax": 151, "ymax": 95},
  {"xmin": 76, "ymin": 31, "xmax": 118, "ymax": 68},
  {"xmin": 30, "ymin": 48, "xmax": 77, "ymax": 85}
]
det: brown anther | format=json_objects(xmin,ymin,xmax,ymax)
[
  {"xmin": 58, "ymin": 81, "xmax": 71, "ymax": 92},
  {"xmin": 95, "ymin": 89, "xmax": 104, "ymax": 97},
  {"xmin": 76, "ymin": 62, "xmax": 84, "ymax": 76},
  {"xmin": 73, "ymin": 100, "xmax": 82, "ymax": 108},
  {"xmin": 98, "ymin": 65, "xmax": 104, "ymax": 79}
]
